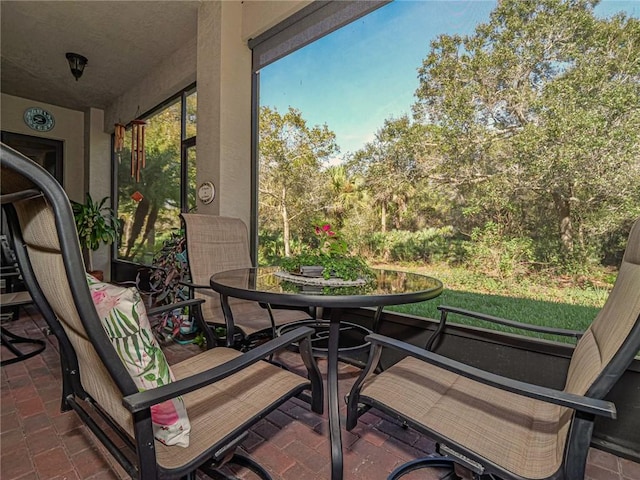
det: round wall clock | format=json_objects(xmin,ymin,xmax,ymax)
[
  {"xmin": 198, "ymin": 181, "xmax": 216, "ymax": 204},
  {"xmin": 24, "ymin": 107, "xmax": 55, "ymax": 132}
]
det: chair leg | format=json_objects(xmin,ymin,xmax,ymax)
[
  {"xmin": 199, "ymin": 453, "xmax": 273, "ymax": 480},
  {"xmin": 0, "ymin": 326, "xmax": 46, "ymax": 366},
  {"xmin": 389, "ymin": 451, "xmax": 497, "ymax": 480},
  {"xmin": 388, "ymin": 455, "xmax": 460, "ymax": 480}
]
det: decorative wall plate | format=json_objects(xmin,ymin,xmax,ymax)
[{"xmin": 198, "ymin": 181, "xmax": 216, "ymax": 204}]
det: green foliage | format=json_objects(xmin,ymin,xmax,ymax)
[
  {"xmin": 383, "ymin": 262, "xmax": 609, "ymax": 344},
  {"xmin": 464, "ymin": 222, "xmax": 535, "ymax": 279},
  {"xmin": 364, "ymin": 227, "xmax": 458, "ymax": 263},
  {"xmin": 255, "ymin": 0, "xmax": 638, "ymax": 275},
  {"xmin": 193, "ymin": 332, "xmax": 207, "ymax": 349},
  {"xmin": 410, "ymin": 0, "xmax": 640, "ymax": 266},
  {"xmin": 71, "ymin": 193, "xmax": 121, "ymax": 271},
  {"xmin": 279, "ymin": 222, "xmax": 374, "ymax": 280},
  {"xmin": 259, "ymin": 106, "xmax": 339, "ymax": 256},
  {"xmin": 258, "ymin": 230, "xmax": 286, "ymax": 265},
  {"xmin": 278, "ymin": 252, "xmax": 372, "ymax": 281},
  {"xmin": 72, "ymin": 193, "xmax": 120, "ymax": 251},
  {"xmin": 116, "ymin": 100, "xmax": 185, "ymax": 264}
]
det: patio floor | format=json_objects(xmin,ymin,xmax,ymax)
[{"xmin": 2, "ymin": 304, "xmax": 639, "ymax": 480}]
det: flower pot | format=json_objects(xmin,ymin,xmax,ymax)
[{"xmin": 88, "ymin": 270, "xmax": 104, "ymax": 281}]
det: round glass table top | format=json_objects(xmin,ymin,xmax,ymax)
[{"xmin": 210, "ymin": 266, "xmax": 443, "ymax": 309}]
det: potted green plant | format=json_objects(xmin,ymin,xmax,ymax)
[
  {"xmin": 71, "ymin": 193, "xmax": 120, "ymax": 280},
  {"xmin": 279, "ymin": 223, "xmax": 373, "ymax": 281}
]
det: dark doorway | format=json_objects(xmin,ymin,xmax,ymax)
[{"xmin": 1, "ymin": 131, "xmax": 63, "ymax": 185}]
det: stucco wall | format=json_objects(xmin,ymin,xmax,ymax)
[
  {"xmin": 85, "ymin": 108, "xmax": 112, "ymax": 278},
  {"xmin": 1, "ymin": 93, "xmax": 84, "ymax": 202},
  {"xmin": 194, "ymin": 0, "xmax": 310, "ymax": 224},
  {"xmin": 242, "ymin": 0, "xmax": 311, "ymax": 40},
  {"xmin": 103, "ymin": 37, "xmax": 197, "ymax": 133}
]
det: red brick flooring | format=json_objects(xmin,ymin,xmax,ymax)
[{"xmin": 2, "ymin": 304, "xmax": 639, "ymax": 479}]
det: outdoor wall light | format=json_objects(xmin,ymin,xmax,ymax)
[{"xmin": 65, "ymin": 52, "xmax": 88, "ymax": 81}]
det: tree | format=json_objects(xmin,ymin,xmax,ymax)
[
  {"xmin": 259, "ymin": 107, "xmax": 339, "ymax": 256},
  {"xmin": 350, "ymin": 116, "xmax": 430, "ymax": 233},
  {"xmin": 323, "ymin": 164, "xmax": 365, "ymax": 230},
  {"xmin": 117, "ymin": 103, "xmax": 183, "ymax": 262},
  {"xmin": 413, "ymin": 0, "xmax": 640, "ymax": 264}
]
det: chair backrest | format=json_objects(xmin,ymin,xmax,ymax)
[
  {"xmin": 0, "ymin": 143, "xmax": 138, "ymax": 436},
  {"xmin": 181, "ymin": 213, "xmax": 252, "ymax": 281},
  {"xmin": 181, "ymin": 213, "xmax": 253, "ymax": 321},
  {"xmin": 564, "ymin": 217, "xmax": 640, "ymax": 399},
  {"xmin": 555, "ymin": 217, "xmax": 640, "ymax": 466}
]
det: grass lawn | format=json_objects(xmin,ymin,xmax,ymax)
[{"xmin": 374, "ymin": 262, "xmax": 612, "ymax": 344}]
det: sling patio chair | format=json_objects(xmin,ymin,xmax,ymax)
[
  {"xmin": 346, "ymin": 217, "xmax": 640, "ymax": 480},
  {"xmin": 1, "ymin": 270, "xmax": 46, "ymax": 366},
  {"xmin": 181, "ymin": 213, "xmax": 314, "ymax": 349},
  {"xmin": 1, "ymin": 143, "xmax": 323, "ymax": 480},
  {"xmin": 0, "ymin": 231, "xmax": 46, "ymax": 366}
]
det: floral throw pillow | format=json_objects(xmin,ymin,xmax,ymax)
[{"xmin": 86, "ymin": 273, "xmax": 191, "ymax": 447}]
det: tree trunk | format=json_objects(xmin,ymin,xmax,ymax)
[
  {"xmin": 552, "ymin": 191, "xmax": 573, "ymax": 256},
  {"xmin": 142, "ymin": 206, "xmax": 159, "ymax": 253},
  {"xmin": 282, "ymin": 187, "xmax": 291, "ymax": 257},
  {"xmin": 381, "ymin": 202, "xmax": 387, "ymax": 233},
  {"xmin": 125, "ymin": 197, "xmax": 150, "ymax": 258}
]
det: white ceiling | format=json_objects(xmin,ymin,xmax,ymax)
[{"xmin": 1, "ymin": 1, "xmax": 201, "ymax": 111}]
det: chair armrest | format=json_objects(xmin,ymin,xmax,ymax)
[
  {"xmin": 122, "ymin": 326, "xmax": 315, "ymax": 412},
  {"xmin": 147, "ymin": 298, "xmax": 205, "ymax": 317},
  {"xmin": 437, "ymin": 305, "xmax": 583, "ymax": 339},
  {"xmin": 178, "ymin": 281, "xmax": 314, "ymax": 317},
  {"xmin": 178, "ymin": 280, "xmax": 210, "ymax": 290},
  {"xmin": 367, "ymin": 333, "xmax": 616, "ymax": 418}
]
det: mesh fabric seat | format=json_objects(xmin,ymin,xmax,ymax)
[
  {"xmin": 181, "ymin": 213, "xmax": 312, "ymax": 346},
  {"xmin": 1, "ymin": 143, "xmax": 323, "ymax": 479},
  {"xmin": 347, "ymin": 217, "xmax": 640, "ymax": 480}
]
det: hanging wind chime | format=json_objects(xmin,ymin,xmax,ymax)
[
  {"xmin": 130, "ymin": 120, "xmax": 147, "ymax": 182},
  {"xmin": 113, "ymin": 119, "xmax": 147, "ymax": 183},
  {"xmin": 114, "ymin": 123, "xmax": 126, "ymax": 160}
]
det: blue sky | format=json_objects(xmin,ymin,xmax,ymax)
[{"xmin": 260, "ymin": 0, "xmax": 639, "ymax": 161}]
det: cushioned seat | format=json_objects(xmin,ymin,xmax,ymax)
[
  {"xmin": 155, "ymin": 346, "xmax": 309, "ymax": 470},
  {"xmin": 359, "ymin": 356, "xmax": 569, "ymax": 479}
]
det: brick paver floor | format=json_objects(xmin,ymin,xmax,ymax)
[{"xmin": 2, "ymin": 304, "xmax": 638, "ymax": 479}]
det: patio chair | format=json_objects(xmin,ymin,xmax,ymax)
[
  {"xmin": 346, "ymin": 217, "xmax": 640, "ymax": 480},
  {"xmin": 1, "ymin": 143, "xmax": 323, "ymax": 480},
  {"xmin": 181, "ymin": 213, "xmax": 313, "ymax": 349},
  {"xmin": 0, "ymin": 232, "xmax": 46, "ymax": 366},
  {"xmin": 1, "ymin": 276, "xmax": 46, "ymax": 367}
]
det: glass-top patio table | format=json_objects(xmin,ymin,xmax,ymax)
[{"xmin": 210, "ymin": 266, "xmax": 443, "ymax": 480}]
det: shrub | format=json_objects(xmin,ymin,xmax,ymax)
[
  {"xmin": 363, "ymin": 227, "xmax": 456, "ymax": 263},
  {"xmin": 464, "ymin": 222, "xmax": 535, "ymax": 279}
]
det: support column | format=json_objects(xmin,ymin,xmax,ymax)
[
  {"xmin": 196, "ymin": 1, "xmax": 252, "ymax": 224},
  {"xmin": 84, "ymin": 107, "xmax": 112, "ymax": 279}
]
